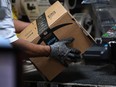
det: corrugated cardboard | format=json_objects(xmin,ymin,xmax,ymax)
[{"xmin": 19, "ymin": 1, "xmax": 94, "ymax": 81}]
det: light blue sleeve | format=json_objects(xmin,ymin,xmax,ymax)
[{"xmin": 0, "ymin": 0, "xmax": 18, "ymax": 43}]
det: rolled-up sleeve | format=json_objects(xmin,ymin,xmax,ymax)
[{"xmin": 0, "ymin": 0, "xmax": 18, "ymax": 43}]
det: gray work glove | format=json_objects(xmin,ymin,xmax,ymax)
[{"xmin": 50, "ymin": 37, "xmax": 81, "ymax": 66}]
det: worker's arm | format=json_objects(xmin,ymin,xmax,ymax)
[
  {"xmin": 13, "ymin": 19, "xmax": 30, "ymax": 33},
  {"xmin": 12, "ymin": 38, "xmax": 50, "ymax": 58},
  {"xmin": 12, "ymin": 37, "xmax": 81, "ymax": 66},
  {"xmin": 1, "ymin": 0, "xmax": 81, "ymax": 66}
]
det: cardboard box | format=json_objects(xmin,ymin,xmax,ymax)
[{"xmin": 19, "ymin": 1, "xmax": 94, "ymax": 81}]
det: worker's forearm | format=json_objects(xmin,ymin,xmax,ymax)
[
  {"xmin": 13, "ymin": 19, "xmax": 30, "ymax": 33},
  {"xmin": 11, "ymin": 38, "xmax": 50, "ymax": 57}
]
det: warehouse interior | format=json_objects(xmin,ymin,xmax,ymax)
[{"xmin": 0, "ymin": 0, "xmax": 116, "ymax": 87}]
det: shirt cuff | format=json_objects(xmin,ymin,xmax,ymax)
[{"xmin": 9, "ymin": 35, "xmax": 19, "ymax": 43}]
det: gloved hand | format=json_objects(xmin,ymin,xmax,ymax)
[{"xmin": 50, "ymin": 37, "xmax": 81, "ymax": 66}]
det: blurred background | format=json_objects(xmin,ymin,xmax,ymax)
[{"xmin": 1, "ymin": 0, "xmax": 116, "ymax": 87}]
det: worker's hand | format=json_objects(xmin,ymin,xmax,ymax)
[{"xmin": 50, "ymin": 37, "xmax": 81, "ymax": 66}]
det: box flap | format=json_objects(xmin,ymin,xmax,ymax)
[{"xmin": 45, "ymin": 1, "xmax": 67, "ymax": 27}]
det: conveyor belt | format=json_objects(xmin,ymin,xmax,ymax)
[{"xmin": 24, "ymin": 63, "xmax": 116, "ymax": 86}]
